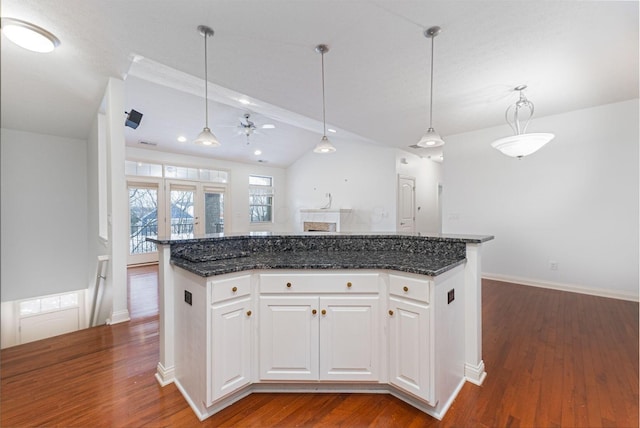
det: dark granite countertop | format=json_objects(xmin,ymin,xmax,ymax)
[
  {"xmin": 149, "ymin": 233, "xmax": 493, "ymax": 278},
  {"xmin": 171, "ymin": 250, "xmax": 466, "ymax": 277},
  {"xmin": 149, "ymin": 232, "xmax": 494, "ymax": 245}
]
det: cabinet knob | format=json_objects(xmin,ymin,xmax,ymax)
[
  {"xmin": 286, "ymin": 282, "xmax": 292, "ymax": 288},
  {"xmin": 312, "ymin": 309, "xmax": 317, "ymax": 315},
  {"xmin": 321, "ymin": 309, "xmax": 327, "ymax": 315},
  {"xmin": 246, "ymin": 310, "xmax": 252, "ymax": 316},
  {"xmin": 232, "ymin": 286, "xmax": 238, "ymax": 292},
  {"xmin": 403, "ymin": 286, "xmax": 409, "ymax": 292},
  {"xmin": 347, "ymin": 282, "xmax": 352, "ymax": 288},
  {"xmin": 388, "ymin": 310, "xmax": 394, "ymax": 316}
]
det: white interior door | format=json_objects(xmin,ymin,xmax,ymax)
[{"xmin": 398, "ymin": 175, "xmax": 416, "ymax": 233}]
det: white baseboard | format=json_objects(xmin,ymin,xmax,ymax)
[
  {"xmin": 483, "ymin": 273, "xmax": 639, "ymax": 302},
  {"xmin": 464, "ymin": 360, "xmax": 487, "ymax": 386},
  {"xmin": 107, "ymin": 309, "xmax": 131, "ymax": 325},
  {"xmin": 155, "ymin": 362, "xmax": 175, "ymax": 386}
]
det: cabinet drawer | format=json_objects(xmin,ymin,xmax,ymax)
[
  {"xmin": 260, "ymin": 273, "xmax": 379, "ymax": 294},
  {"xmin": 210, "ymin": 275, "xmax": 251, "ymax": 303},
  {"xmin": 389, "ymin": 274, "xmax": 430, "ymax": 303}
]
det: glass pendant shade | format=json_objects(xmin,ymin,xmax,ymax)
[
  {"xmin": 194, "ymin": 127, "xmax": 221, "ymax": 147},
  {"xmin": 313, "ymin": 135, "xmax": 336, "ymax": 153},
  {"xmin": 491, "ymin": 133, "xmax": 554, "ymax": 159},
  {"xmin": 416, "ymin": 127, "xmax": 445, "ymax": 148}
]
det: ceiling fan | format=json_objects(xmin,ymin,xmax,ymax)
[{"xmin": 237, "ymin": 113, "xmax": 274, "ymax": 144}]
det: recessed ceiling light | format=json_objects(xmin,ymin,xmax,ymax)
[
  {"xmin": 254, "ymin": 149, "xmax": 262, "ymax": 156},
  {"xmin": 177, "ymin": 136, "xmax": 187, "ymax": 143},
  {"xmin": 1, "ymin": 18, "xmax": 60, "ymax": 53},
  {"xmin": 327, "ymin": 128, "xmax": 337, "ymax": 133},
  {"xmin": 261, "ymin": 124, "xmax": 275, "ymax": 129}
]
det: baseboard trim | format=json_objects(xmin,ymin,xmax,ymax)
[
  {"xmin": 483, "ymin": 273, "xmax": 639, "ymax": 302},
  {"xmin": 107, "ymin": 309, "xmax": 131, "ymax": 325},
  {"xmin": 155, "ymin": 363, "xmax": 175, "ymax": 386},
  {"xmin": 464, "ymin": 360, "xmax": 487, "ymax": 386}
]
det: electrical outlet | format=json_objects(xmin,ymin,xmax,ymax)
[
  {"xmin": 549, "ymin": 261, "xmax": 558, "ymax": 271},
  {"xmin": 184, "ymin": 290, "xmax": 192, "ymax": 305},
  {"xmin": 447, "ymin": 289, "xmax": 455, "ymax": 304}
]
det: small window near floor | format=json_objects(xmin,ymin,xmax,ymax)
[{"xmin": 249, "ymin": 175, "xmax": 274, "ymax": 223}]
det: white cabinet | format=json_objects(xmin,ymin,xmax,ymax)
[
  {"xmin": 387, "ymin": 274, "xmax": 433, "ymax": 403},
  {"xmin": 209, "ymin": 296, "xmax": 252, "ymax": 403},
  {"xmin": 259, "ymin": 295, "xmax": 319, "ymax": 380},
  {"xmin": 319, "ymin": 296, "xmax": 379, "ymax": 381},
  {"xmin": 388, "ymin": 296, "xmax": 432, "ymax": 403},
  {"xmin": 208, "ymin": 274, "xmax": 253, "ymax": 404},
  {"xmin": 259, "ymin": 272, "xmax": 380, "ymax": 382}
]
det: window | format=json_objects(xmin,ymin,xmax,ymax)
[{"xmin": 249, "ymin": 175, "xmax": 274, "ymax": 223}]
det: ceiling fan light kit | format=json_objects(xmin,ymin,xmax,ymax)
[
  {"xmin": 415, "ymin": 26, "xmax": 445, "ymax": 149},
  {"xmin": 194, "ymin": 24, "xmax": 221, "ymax": 147},
  {"xmin": 313, "ymin": 44, "xmax": 336, "ymax": 154},
  {"xmin": 491, "ymin": 85, "xmax": 554, "ymax": 159}
]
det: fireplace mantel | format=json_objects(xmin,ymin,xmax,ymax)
[{"xmin": 300, "ymin": 209, "xmax": 352, "ymax": 232}]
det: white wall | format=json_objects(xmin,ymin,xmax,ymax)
[
  {"xmin": 395, "ymin": 150, "xmax": 443, "ymax": 233},
  {"xmin": 443, "ymin": 99, "xmax": 639, "ymax": 300},
  {"xmin": 286, "ymin": 139, "xmax": 397, "ymax": 232},
  {"xmin": 1, "ymin": 128, "xmax": 89, "ymax": 301},
  {"xmin": 126, "ymin": 147, "xmax": 289, "ymax": 233}
]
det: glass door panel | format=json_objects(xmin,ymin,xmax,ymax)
[
  {"xmin": 169, "ymin": 186, "xmax": 195, "ymax": 238},
  {"xmin": 128, "ymin": 184, "xmax": 159, "ymax": 265},
  {"xmin": 204, "ymin": 189, "xmax": 224, "ymax": 234}
]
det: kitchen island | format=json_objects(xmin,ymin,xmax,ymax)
[{"xmin": 149, "ymin": 233, "xmax": 493, "ymax": 421}]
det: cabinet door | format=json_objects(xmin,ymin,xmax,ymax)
[
  {"xmin": 319, "ymin": 296, "xmax": 380, "ymax": 381},
  {"xmin": 388, "ymin": 296, "xmax": 433, "ymax": 404},
  {"xmin": 259, "ymin": 295, "xmax": 319, "ymax": 380},
  {"xmin": 209, "ymin": 296, "xmax": 252, "ymax": 404}
]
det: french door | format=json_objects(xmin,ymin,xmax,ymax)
[
  {"xmin": 167, "ymin": 181, "xmax": 226, "ymax": 238},
  {"xmin": 128, "ymin": 179, "xmax": 165, "ymax": 265}
]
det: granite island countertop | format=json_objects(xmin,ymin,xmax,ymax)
[
  {"xmin": 148, "ymin": 233, "xmax": 494, "ymax": 278},
  {"xmin": 170, "ymin": 250, "xmax": 466, "ymax": 277}
]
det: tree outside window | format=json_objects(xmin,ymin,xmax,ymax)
[{"xmin": 249, "ymin": 175, "xmax": 274, "ymax": 223}]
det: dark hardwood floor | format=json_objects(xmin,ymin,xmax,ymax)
[{"xmin": 1, "ymin": 267, "xmax": 637, "ymax": 427}]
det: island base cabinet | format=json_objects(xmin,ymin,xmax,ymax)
[
  {"xmin": 208, "ymin": 296, "xmax": 252, "ymax": 404},
  {"xmin": 259, "ymin": 296, "xmax": 319, "ymax": 381},
  {"xmin": 319, "ymin": 296, "xmax": 380, "ymax": 381},
  {"xmin": 388, "ymin": 297, "xmax": 434, "ymax": 405},
  {"xmin": 259, "ymin": 295, "xmax": 380, "ymax": 382}
]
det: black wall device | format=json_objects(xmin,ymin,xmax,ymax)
[{"xmin": 125, "ymin": 109, "xmax": 143, "ymax": 129}]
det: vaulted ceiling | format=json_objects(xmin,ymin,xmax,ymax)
[{"xmin": 1, "ymin": 1, "xmax": 638, "ymax": 166}]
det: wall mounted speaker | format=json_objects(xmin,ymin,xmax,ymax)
[{"xmin": 125, "ymin": 109, "xmax": 143, "ymax": 129}]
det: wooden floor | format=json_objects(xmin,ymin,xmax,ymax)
[{"xmin": 1, "ymin": 267, "xmax": 638, "ymax": 427}]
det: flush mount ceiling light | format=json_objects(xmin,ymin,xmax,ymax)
[
  {"xmin": 416, "ymin": 26, "xmax": 445, "ymax": 148},
  {"xmin": 194, "ymin": 25, "xmax": 221, "ymax": 147},
  {"xmin": 491, "ymin": 85, "xmax": 554, "ymax": 159},
  {"xmin": 313, "ymin": 44, "xmax": 336, "ymax": 154},
  {"xmin": 1, "ymin": 18, "xmax": 60, "ymax": 53}
]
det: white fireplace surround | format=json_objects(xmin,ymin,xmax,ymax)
[{"xmin": 300, "ymin": 209, "xmax": 352, "ymax": 232}]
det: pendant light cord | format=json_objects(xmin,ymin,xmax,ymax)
[
  {"xmin": 204, "ymin": 31, "xmax": 209, "ymax": 128},
  {"xmin": 321, "ymin": 49, "xmax": 327, "ymax": 137},
  {"xmin": 429, "ymin": 34, "xmax": 434, "ymax": 128}
]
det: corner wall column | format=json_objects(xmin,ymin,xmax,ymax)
[
  {"xmin": 155, "ymin": 243, "xmax": 175, "ymax": 385},
  {"xmin": 463, "ymin": 243, "xmax": 486, "ymax": 385}
]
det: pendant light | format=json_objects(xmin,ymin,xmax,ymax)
[
  {"xmin": 313, "ymin": 44, "xmax": 336, "ymax": 154},
  {"xmin": 491, "ymin": 85, "xmax": 554, "ymax": 159},
  {"xmin": 416, "ymin": 26, "xmax": 445, "ymax": 148},
  {"xmin": 194, "ymin": 25, "xmax": 221, "ymax": 147}
]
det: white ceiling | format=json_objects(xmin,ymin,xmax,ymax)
[{"xmin": 1, "ymin": 0, "xmax": 638, "ymax": 167}]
